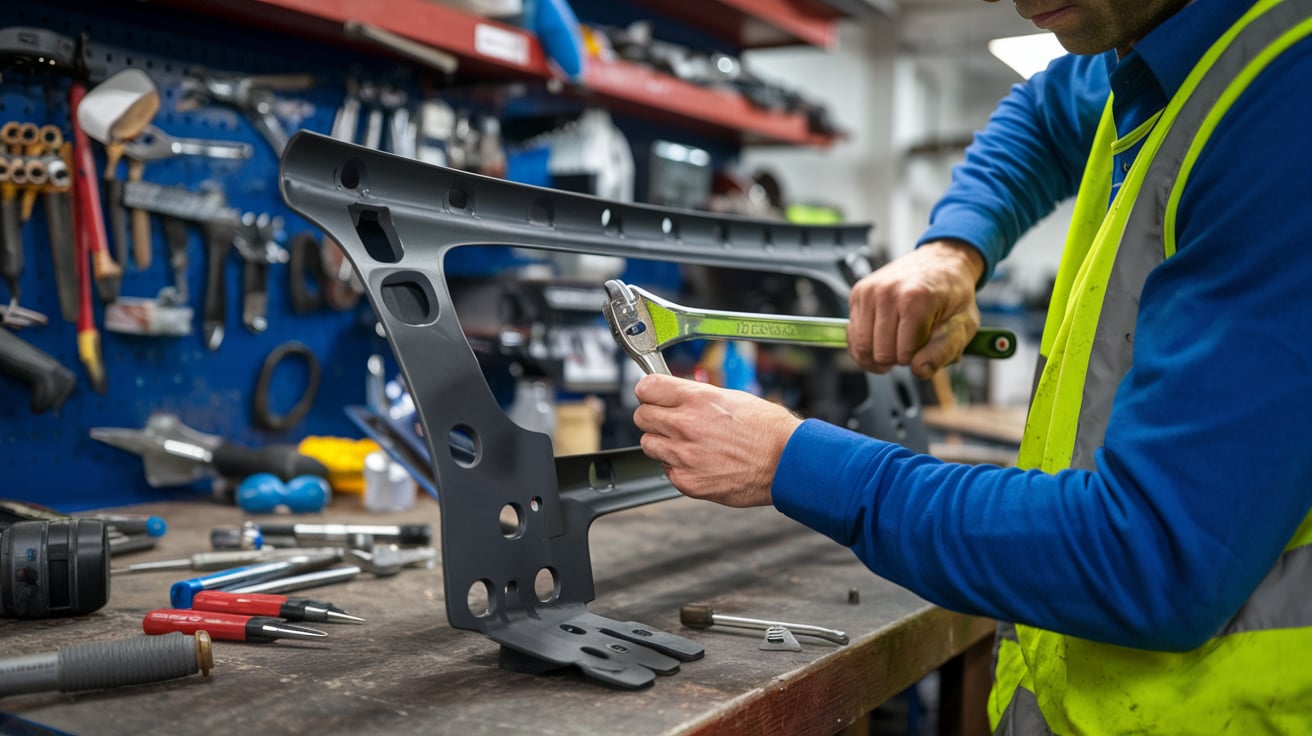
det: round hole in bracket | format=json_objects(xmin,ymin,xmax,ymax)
[
  {"xmin": 340, "ymin": 158, "xmax": 365, "ymax": 190},
  {"xmin": 661, "ymin": 217, "xmax": 673, "ymax": 236},
  {"xmin": 499, "ymin": 502, "xmax": 524, "ymax": 539},
  {"xmin": 560, "ymin": 623, "xmax": 586, "ymax": 635},
  {"xmin": 448, "ymin": 187, "xmax": 470, "ymax": 211},
  {"xmin": 530, "ymin": 495, "xmax": 542, "ymax": 512},
  {"xmin": 535, "ymin": 566, "xmax": 559, "ymax": 603},
  {"xmin": 600, "ymin": 208, "xmax": 611, "ymax": 227},
  {"xmin": 608, "ymin": 643, "xmax": 629, "ymax": 653},
  {"xmin": 631, "ymin": 628, "xmax": 653, "ymax": 637},
  {"xmin": 450, "ymin": 424, "xmax": 481, "ymax": 468},
  {"xmin": 467, "ymin": 579, "xmax": 494, "ymax": 618}
]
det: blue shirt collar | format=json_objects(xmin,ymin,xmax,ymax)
[{"xmin": 1114, "ymin": 0, "xmax": 1256, "ymax": 98}]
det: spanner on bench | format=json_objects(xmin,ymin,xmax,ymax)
[{"xmin": 602, "ymin": 279, "xmax": 1016, "ymax": 376}]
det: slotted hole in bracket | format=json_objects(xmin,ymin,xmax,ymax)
[
  {"xmin": 529, "ymin": 197, "xmax": 553, "ymax": 226},
  {"xmin": 379, "ymin": 271, "xmax": 438, "ymax": 326},
  {"xmin": 467, "ymin": 579, "xmax": 494, "ymax": 618},
  {"xmin": 608, "ymin": 643, "xmax": 629, "ymax": 653},
  {"xmin": 580, "ymin": 646, "xmax": 610, "ymax": 660},
  {"xmin": 499, "ymin": 502, "xmax": 524, "ymax": 539},
  {"xmin": 504, "ymin": 579, "xmax": 519, "ymax": 607},
  {"xmin": 534, "ymin": 566, "xmax": 558, "ymax": 603},
  {"xmin": 448, "ymin": 187, "xmax": 471, "ymax": 212},
  {"xmin": 450, "ymin": 424, "xmax": 480, "ymax": 467},
  {"xmin": 351, "ymin": 204, "xmax": 402, "ymax": 263},
  {"xmin": 560, "ymin": 624, "xmax": 586, "ymax": 635},
  {"xmin": 588, "ymin": 458, "xmax": 616, "ymax": 492}
]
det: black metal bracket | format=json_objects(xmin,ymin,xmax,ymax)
[{"xmin": 279, "ymin": 131, "xmax": 927, "ymax": 688}]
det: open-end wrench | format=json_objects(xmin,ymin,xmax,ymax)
[{"xmin": 602, "ymin": 279, "xmax": 1016, "ymax": 376}]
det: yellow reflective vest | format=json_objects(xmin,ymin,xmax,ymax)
[{"xmin": 990, "ymin": 0, "xmax": 1312, "ymax": 732}]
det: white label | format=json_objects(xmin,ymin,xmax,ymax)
[{"xmin": 474, "ymin": 23, "xmax": 529, "ymax": 66}]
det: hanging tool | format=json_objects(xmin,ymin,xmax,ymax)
[
  {"xmin": 88, "ymin": 412, "xmax": 330, "ymax": 489},
  {"xmin": 0, "ymin": 327, "xmax": 76, "ymax": 412},
  {"xmin": 143, "ymin": 608, "xmax": 327, "ymax": 643},
  {"xmin": 0, "ymin": 631, "xmax": 212, "ymax": 697},
  {"xmin": 233, "ymin": 211, "xmax": 287, "ymax": 334},
  {"xmin": 0, "ymin": 134, "xmax": 44, "ymax": 328},
  {"xmin": 178, "ymin": 71, "xmax": 315, "ymax": 154},
  {"xmin": 44, "ymin": 136, "xmax": 79, "ymax": 322},
  {"xmin": 168, "ymin": 551, "xmax": 341, "ymax": 607},
  {"xmin": 191, "ymin": 590, "xmax": 364, "ymax": 624},
  {"xmin": 76, "ymin": 68, "xmax": 161, "ymax": 271},
  {"xmin": 602, "ymin": 279, "xmax": 1017, "ymax": 376},
  {"xmin": 68, "ymin": 79, "xmax": 113, "ymax": 391},
  {"xmin": 122, "ymin": 123, "xmax": 254, "ymax": 161},
  {"xmin": 679, "ymin": 604, "xmax": 849, "ymax": 645}
]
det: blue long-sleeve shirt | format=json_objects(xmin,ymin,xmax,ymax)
[{"xmin": 772, "ymin": 0, "xmax": 1312, "ymax": 651}]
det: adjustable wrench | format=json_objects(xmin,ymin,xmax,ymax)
[{"xmin": 602, "ymin": 279, "xmax": 1016, "ymax": 376}]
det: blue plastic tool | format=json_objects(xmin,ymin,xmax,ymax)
[{"xmin": 236, "ymin": 474, "xmax": 331, "ymax": 514}]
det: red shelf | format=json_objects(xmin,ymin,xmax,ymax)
[
  {"xmin": 632, "ymin": 0, "xmax": 841, "ymax": 49},
  {"xmin": 173, "ymin": 0, "xmax": 836, "ymax": 146}
]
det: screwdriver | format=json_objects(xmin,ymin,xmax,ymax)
[
  {"xmin": 192, "ymin": 590, "xmax": 365, "ymax": 624},
  {"xmin": 143, "ymin": 609, "xmax": 327, "ymax": 643},
  {"xmin": 112, "ymin": 546, "xmax": 341, "ymax": 575}
]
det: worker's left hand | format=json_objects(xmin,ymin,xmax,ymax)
[{"xmin": 633, "ymin": 374, "xmax": 803, "ymax": 507}]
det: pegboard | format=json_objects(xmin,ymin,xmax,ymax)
[{"xmin": 0, "ymin": 1, "xmax": 419, "ymax": 510}]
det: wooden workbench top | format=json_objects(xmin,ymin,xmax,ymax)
[{"xmin": 1, "ymin": 497, "xmax": 992, "ymax": 736}]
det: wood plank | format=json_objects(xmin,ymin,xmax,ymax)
[{"xmin": 922, "ymin": 405, "xmax": 1028, "ymax": 446}]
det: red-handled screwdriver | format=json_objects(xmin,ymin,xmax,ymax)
[
  {"xmin": 143, "ymin": 609, "xmax": 327, "ymax": 643},
  {"xmin": 191, "ymin": 590, "xmax": 365, "ymax": 624}
]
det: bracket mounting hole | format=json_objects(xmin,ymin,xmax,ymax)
[
  {"xmin": 534, "ymin": 566, "xmax": 559, "ymax": 603},
  {"xmin": 499, "ymin": 503, "xmax": 524, "ymax": 539},
  {"xmin": 467, "ymin": 579, "xmax": 494, "ymax": 618},
  {"xmin": 450, "ymin": 425, "xmax": 481, "ymax": 467}
]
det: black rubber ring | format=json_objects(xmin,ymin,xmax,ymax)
[{"xmin": 253, "ymin": 341, "xmax": 321, "ymax": 432}]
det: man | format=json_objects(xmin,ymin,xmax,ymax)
[{"xmin": 632, "ymin": 0, "xmax": 1312, "ymax": 731}]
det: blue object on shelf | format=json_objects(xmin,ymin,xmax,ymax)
[{"xmin": 526, "ymin": 0, "xmax": 585, "ymax": 80}]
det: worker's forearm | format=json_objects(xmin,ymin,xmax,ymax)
[{"xmin": 919, "ymin": 52, "xmax": 1109, "ymax": 281}]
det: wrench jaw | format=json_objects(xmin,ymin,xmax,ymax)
[{"xmin": 603, "ymin": 279, "xmax": 670, "ymax": 376}]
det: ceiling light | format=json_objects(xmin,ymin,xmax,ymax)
[{"xmin": 988, "ymin": 33, "xmax": 1066, "ymax": 79}]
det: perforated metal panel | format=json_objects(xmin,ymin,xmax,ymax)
[{"xmin": 0, "ymin": 2, "xmax": 385, "ymax": 509}]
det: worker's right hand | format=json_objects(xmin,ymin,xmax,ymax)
[{"xmin": 846, "ymin": 239, "xmax": 985, "ymax": 379}]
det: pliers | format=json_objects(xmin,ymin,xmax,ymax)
[{"xmin": 602, "ymin": 279, "xmax": 1016, "ymax": 376}]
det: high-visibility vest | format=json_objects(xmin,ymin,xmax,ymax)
[{"xmin": 990, "ymin": 0, "xmax": 1312, "ymax": 732}]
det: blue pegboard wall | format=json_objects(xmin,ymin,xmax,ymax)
[{"xmin": 0, "ymin": 1, "xmax": 424, "ymax": 510}]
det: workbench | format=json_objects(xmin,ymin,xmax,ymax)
[{"xmin": 1, "ymin": 498, "xmax": 994, "ymax": 736}]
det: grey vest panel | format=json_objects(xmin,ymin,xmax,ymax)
[
  {"xmin": 995, "ymin": 686, "xmax": 1056, "ymax": 736},
  {"xmin": 1069, "ymin": 0, "xmax": 1312, "ymax": 470}
]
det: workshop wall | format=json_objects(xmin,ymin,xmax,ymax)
[{"xmin": 0, "ymin": 2, "xmax": 389, "ymax": 510}]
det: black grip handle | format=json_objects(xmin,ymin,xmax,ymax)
[
  {"xmin": 104, "ymin": 178, "xmax": 130, "ymax": 270},
  {"xmin": 43, "ymin": 190, "xmax": 79, "ymax": 322},
  {"xmin": 211, "ymin": 442, "xmax": 329, "ymax": 481},
  {"xmin": 0, "ymin": 326, "xmax": 76, "ymax": 413},
  {"xmin": 202, "ymin": 223, "xmax": 232, "ymax": 351},
  {"xmin": 0, "ymin": 193, "xmax": 21, "ymax": 290}
]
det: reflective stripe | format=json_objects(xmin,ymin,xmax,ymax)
[
  {"xmin": 997, "ymin": 0, "xmax": 1312, "ymax": 731},
  {"xmin": 1223, "ymin": 543, "xmax": 1312, "ymax": 635},
  {"xmin": 995, "ymin": 687, "xmax": 1055, "ymax": 736},
  {"xmin": 1071, "ymin": 0, "xmax": 1312, "ymax": 468}
]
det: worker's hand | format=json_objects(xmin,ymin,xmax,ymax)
[
  {"xmin": 847, "ymin": 239, "xmax": 985, "ymax": 379},
  {"xmin": 633, "ymin": 375, "xmax": 803, "ymax": 508}
]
